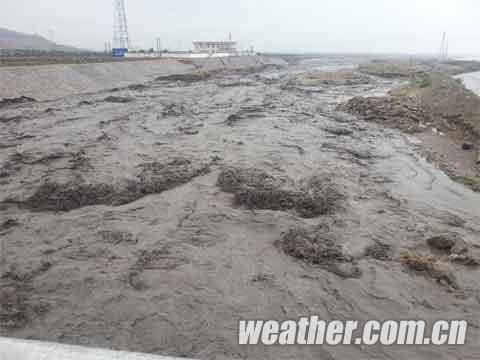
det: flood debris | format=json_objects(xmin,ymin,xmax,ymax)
[
  {"xmin": 1, "ymin": 262, "xmax": 51, "ymax": 329},
  {"xmin": 0, "ymin": 285, "xmax": 30, "ymax": 329},
  {"xmin": 78, "ymin": 100, "xmax": 94, "ymax": 106},
  {"xmin": 0, "ymin": 115, "xmax": 23, "ymax": 124},
  {"xmin": 103, "ymin": 96, "xmax": 134, "ymax": 104},
  {"xmin": 452, "ymin": 176, "xmax": 480, "ymax": 193},
  {"xmin": 338, "ymin": 96, "xmax": 430, "ymax": 133},
  {"xmin": 0, "ymin": 96, "xmax": 36, "ymax": 109},
  {"xmin": 280, "ymin": 143, "xmax": 306, "ymax": 155},
  {"xmin": 0, "ymin": 219, "xmax": 19, "ymax": 234},
  {"xmin": 286, "ymin": 70, "xmax": 373, "ymax": 87},
  {"xmin": 400, "ymin": 251, "xmax": 459, "ymax": 289},
  {"xmin": 137, "ymin": 158, "xmax": 210, "ymax": 195},
  {"xmin": 322, "ymin": 126, "xmax": 354, "ymax": 136},
  {"xmin": 98, "ymin": 230, "xmax": 138, "ymax": 245},
  {"xmin": 217, "ymin": 167, "xmax": 343, "ymax": 218},
  {"xmin": 127, "ymin": 83, "xmax": 149, "ymax": 91},
  {"xmin": 426, "ymin": 233, "xmax": 479, "ymax": 266},
  {"xmin": 11, "ymin": 158, "xmax": 210, "ymax": 212},
  {"xmin": 277, "ymin": 226, "xmax": 361, "ymax": 278},
  {"xmin": 224, "ymin": 106, "xmax": 265, "ymax": 126},
  {"xmin": 322, "ymin": 143, "xmax": 374, "ymax": 160},
  {"xmin": 358, "ymin": 62, "xmax": 415, "ymax": 78},
  {"xmin": 162, "ymin": 103, "xmax": 186, "ymax": 117},
  {"xmin": 17, "ymin": 181, "xmax": 121, "ymax": 212},
  {"xmin": 0, "ymin": 161, "xmax": 20, "ymax": 178},
  {"xmin": 426, "ymin": 233, "xmax": 464, "ymax": 252},
  {"xmin": 217, "ymin": 167, "xmax": 282, "ymax": 193},
  {"xmin": 217, "ymin": 79, "xmax": 257, "ymax": 88},
  {"xmin": 127, "ymin": 247, "xmax": 188, "ymax": 291},
  {"xmin": 365, "ymin": 241, "xmax": 393, "ymax": 261},
  {"xmin": 155, "ymin": 71, "xmax": 212, "ymax": 83}
]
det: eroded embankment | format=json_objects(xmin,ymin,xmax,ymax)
[
  {"xmin": 0, "ymin": 56, "xmax": 286, "ymax": 101},
  {"xmin": 339, "ymin": 71, "xmax": 480, "ymax": 191}
]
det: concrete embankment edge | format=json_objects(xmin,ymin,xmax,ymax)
[
  {"xmin": 0, "ymin": 337, "xmax": 194, "ymax": 360},
  {"xmin": 0, "ymin": 55, "xmax": 286, "ymax": 101}
]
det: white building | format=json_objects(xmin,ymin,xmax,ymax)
[{"xmin": 192, "ymin": 41, "xmax": 237, "ymax": 54}]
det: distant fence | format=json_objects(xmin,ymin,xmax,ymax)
[
  {"xmin": 0, "ymin": 49, "xmax": 103, "ymax": 57},
  {"xmin": 0, "ymin": 49, "xmax": 119, "ymax": 67}
]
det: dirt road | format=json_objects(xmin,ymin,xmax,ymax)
[{"xmin": 1, "ymin": 58, "xmax": 480, "ymax": 359}]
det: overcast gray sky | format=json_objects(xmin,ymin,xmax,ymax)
[{"xmin": 1, "ymin": 0, "xmax": 478, "ymax": 54}]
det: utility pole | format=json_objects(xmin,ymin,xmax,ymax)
[
  {"xmin": 113, "ymin": 0, "xmax": 130, "ymax": 49},
  {"xmin": 439, "ymin": 32, "xmax": 447, "ymax": 61},
  {"xmin": 48, "ymin": 29, "xmax": 56, "ymax": 52}
]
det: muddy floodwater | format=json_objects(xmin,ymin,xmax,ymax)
[{"xmin": 1, "ymin": 57, "xmax": 480, "ymax": 359}]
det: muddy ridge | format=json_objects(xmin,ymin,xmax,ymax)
[{"xmin": 9, "ymin": 158, "xmax": 210, "ymax": 212}]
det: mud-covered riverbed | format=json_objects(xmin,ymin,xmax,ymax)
[{"xmin": 1, "ymin": 59, "xmax": 480, "ymax": 359}]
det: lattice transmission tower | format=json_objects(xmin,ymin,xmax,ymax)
[{"xmin": 113, "ymin": 0, "xmax": 130, "ymax": 49}]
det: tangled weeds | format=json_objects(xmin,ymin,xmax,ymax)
[
  {"xmin": 0, "ymin": 96, "xmax": 36, "ymax": 109},
  {"xmin": 137, "ymin": 158, "xmax": 210, "ymax": 194},
  {"xmin": 399, "ymin": 233, "xmax": 480, "ymax": 290},
  {"xmin": 224, "ymin": 106, "xmax": 266, "ymax": 126},
  {"xmin": 400, "ymin": 251, "xmax": 459, "ymax": 289},
  {"xmin": 0, "ymin": 263, "xmax": 51, "ymax": 330},
  {"xmin": 155, "ymin": 71, "xmax": 213, "ymax": 83},
  {"xmin": 13, "ymin": 158, "xmax": 210, "ymax": 212},
  {"xmin": 277, "ymin": 225, "xmax": 361, "ymax": 279},
  {"xmin": 337, "ymin": 96, "xmax": 431, "ymax": 133},
  {"xmin": 365, "ymin": 241, "xmax": 393, "ymax": 261},
  {"xmin": 103, "ymin": 96, "xmax": 134, "ymax": 104},
  {"xmin": 161, "ymin": 103, "xmax": 187, "ymax": 117},
  {"xmin": 0, "ymin": 285, "xmax": 30, "ymax": 330},
  {"xmin": 286, "ymin": 70, "xmax": 373, "ymax": 87},
  {"xmin": 98, "ymin": 230, "xmax": 138, "ymax": 245},
  {"xmin": 426, "ymin": 233, "xmax": 479, "ymax": 266},
  {"xmin": 217, "ymin": 167, "xmax": 343, "ymax": 218},
  {"xmin": 217, "ymin": 167, "xmax": 282, "ymax": 192},
  {"xmin": 127, "ymin": 247, "xmax": 188, "ymax": 291}
]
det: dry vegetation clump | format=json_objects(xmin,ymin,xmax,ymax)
[
  {"xmin": 155, "ymin": 70, "xmax": 215, "ymax": 83},
  {"xmin": 277, "ymin": 225, "xmax": 361, "ymax": 278},
  {"xmin": 217, "ymin": 168, "xmax": 343, "ymax": 218},
  {"xmin": 365, "ymin": 241, "xmax": 393, "ymax": 261},
  {"xmin": 400, "ymin": 251, "xmax": 458, "ymax": 289},
  {"xmin": 12, "ymin": 158, "xmax": 210, "ymax": 212},
  {"xmin": 0, "ymin": 265, "xmax": 51, "ymax": 330},
  {"xmin": 426, "ymin": 233, "xmax": 479, "ymax": 266},
  {"xmin": 279, "ymin": 226, "xmax": 346, "ymax": 264},
  {"xmin": 0, "ymin": 286, "xmax": 29, "ymax": 330},
  {"xmin": 358, "ymin": 61, "xmax": 418, "ymax": 78},
  {"xmin": 137, "ymin": 158, "xmax": 210, "ymax": 194},
  {"xmin": 103, "ymin": 96, "xmax": 134, "ymax": 103},
  {"xmin": 338, "ymin": 95, "xmax": 431, "ymax": 133},
  {"xmin": 287, "ymin": 70, "xmax": 372, "ymax": 87},
  {"xmin": 452, "ymin": 176, "xmax": 480, "ymax": 193},
  {"xmin": 18, "ymin": 181, "xmax": 122, "ymax": 212},
  {"xmin": 217, "ymin": 167, "xmax": 281, "ymax": 193},
  {"xmin": 0, "ymin": 96, "xmax": 36, "ymax": 109}
]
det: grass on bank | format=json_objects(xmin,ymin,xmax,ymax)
[{"xmin": 392, "ymin": 72, "xmax": 480, "ymax": 138}]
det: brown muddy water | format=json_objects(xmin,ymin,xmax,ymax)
[{"xmin": 1, "ymin": 57, "xmax": 480, "ymax": 359}]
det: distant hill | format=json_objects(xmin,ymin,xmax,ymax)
[{"xmin": 0, "ymin": 27, "xmax": 81, "ymax": 52}]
